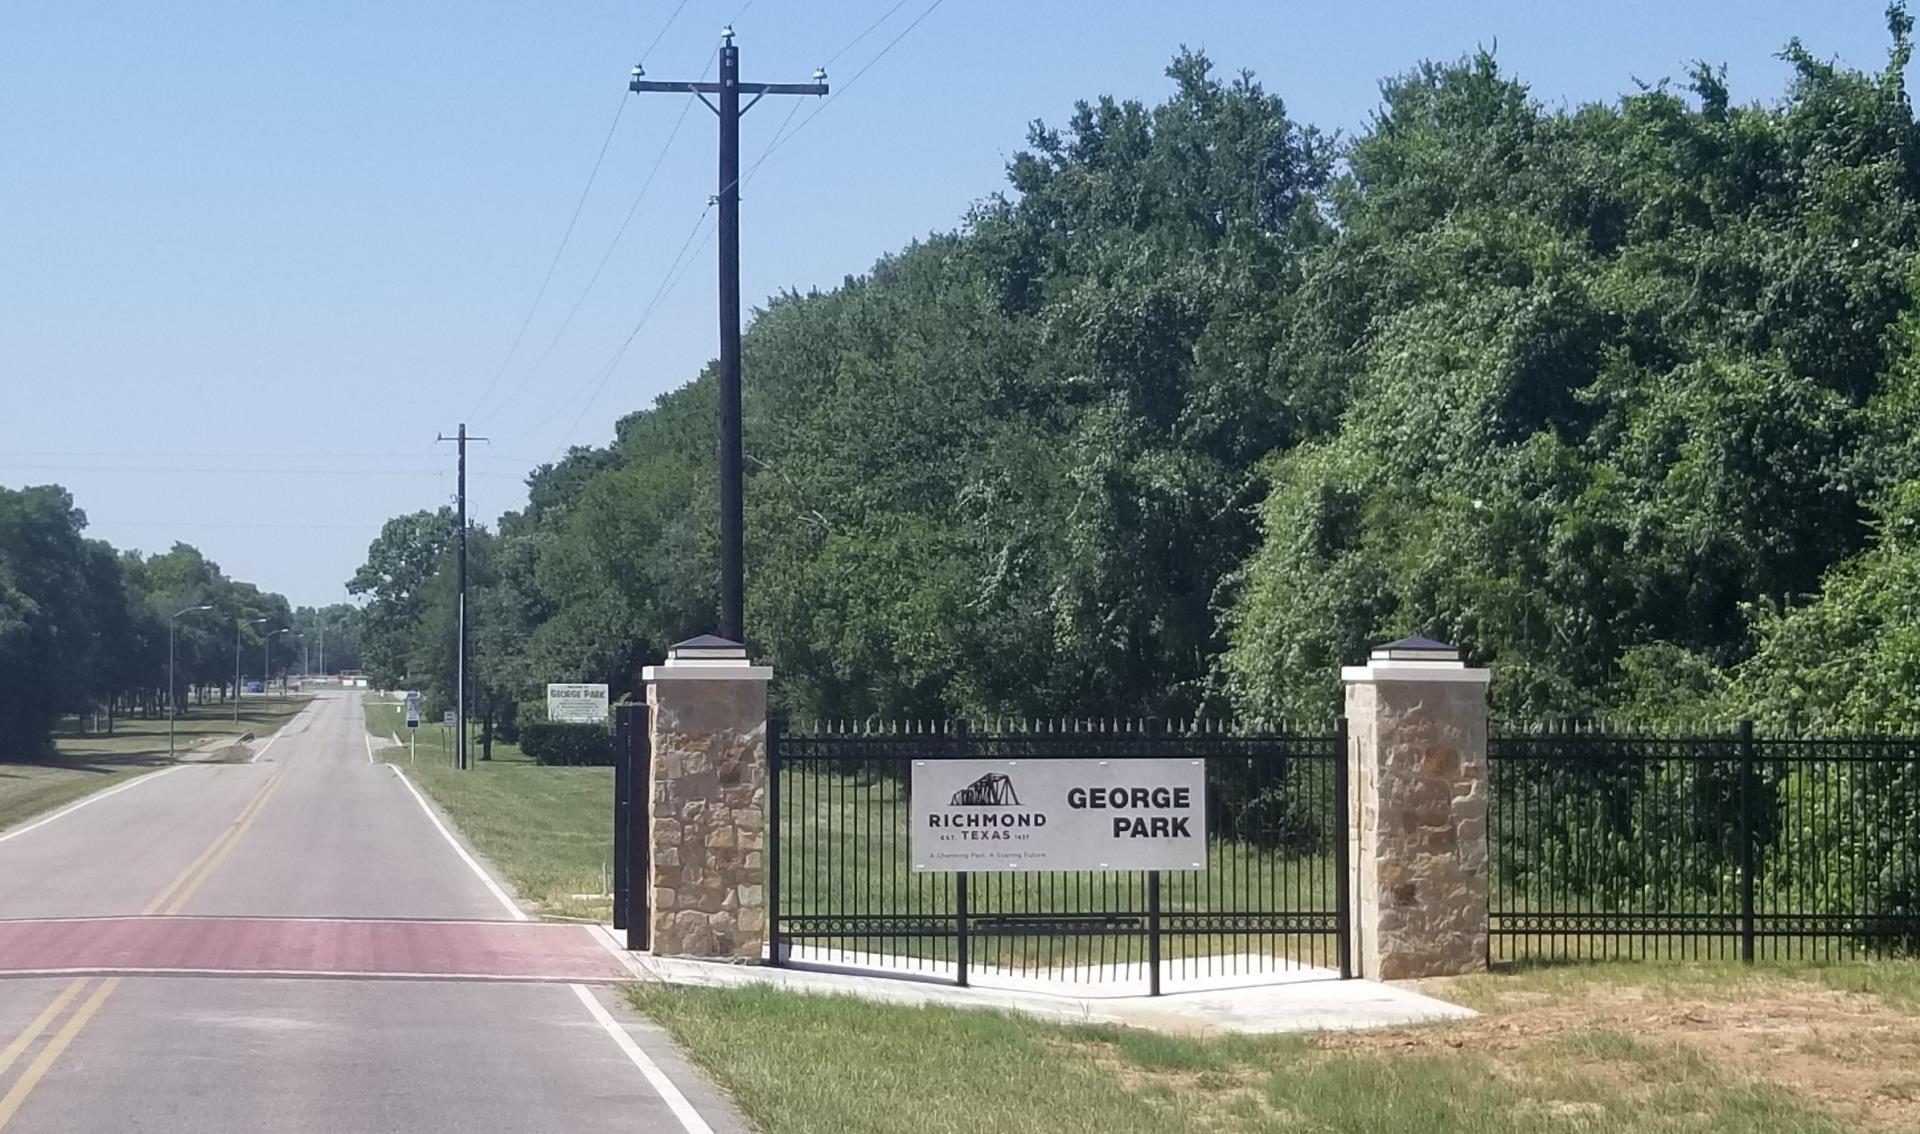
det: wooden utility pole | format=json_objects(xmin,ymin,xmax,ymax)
[
  {"xmin": 629, "ymin": 28, "xmax": 827, "ymax": 643},
  {"xmin": 437, "ymin": 423, "xmax": 488, "ymax": 770}
]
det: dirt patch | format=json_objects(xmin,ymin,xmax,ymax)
[
  {"xmin": 1379, "ymin": 974, "xmax": 1920, "ymax": 1132},
  {"xmin": 1042, "ymin": 1036, "xmax": 1276, "ymax": 1130}
]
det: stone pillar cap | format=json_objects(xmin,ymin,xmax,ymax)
[
  {"xmin": 1342, "ymin": 636, "xmax": 1490, "ymax": 684},
  {"xmin": 1371, "ymin": 636, "xmax": 1459, "ymax": 662},
  {"xmin": 669, "ymin": 634, "xmax": 748, "ymax": 659},
  {"xmin": 643, "ymin": 634, "xmax": 772, "ymax": 682}
]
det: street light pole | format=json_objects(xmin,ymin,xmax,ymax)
[
  {"xmin": 265, "ymin": 628, "xmax": 290, "ymax": 702},
  {"xmin": 236, "ymin": 617, "xmax": 267, "ymax": 723},
  {"xmin": 168, "ymin": 604, "xmax": 212, "ymax": 760}
]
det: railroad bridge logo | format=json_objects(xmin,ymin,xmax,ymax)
[{"xmin": 949, "ymin": 772, "xmax": 1021, "ymax": 807}]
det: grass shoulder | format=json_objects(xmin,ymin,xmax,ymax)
[
  {"xmin": 629, "ymin": 957, "xmax": 1920, "ymax": 1134},
  {"xmin": 0, "ymin": 697, "xmax": 313, "ymax": 833},
  {"xmin": 365, "ymin": 695, "xmax": 613, "ymax": 922}
]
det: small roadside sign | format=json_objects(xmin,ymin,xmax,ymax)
[
  {"xmin": 442, "ymin": 711, "xmax": 456, "ymax": 726},
  {"xmin": 404, "ymin": 690, "xmax": 421, "ymax": 729}
]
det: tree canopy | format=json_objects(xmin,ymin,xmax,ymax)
[
  {"xmin": 0, "ymin": 484, "xmax": 306, "ymax": 753},
  {"xmin": 356, "ymin": 8, "xmax": 1920, "ymax": 732}
]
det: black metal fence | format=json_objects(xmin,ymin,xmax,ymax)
[
  {"xmin": 769, "ymin": 718, "xmax": 1350, "ymax": 994},
  {"xmin": 1489, "ymin": 723, "xmax": 1920, "ymax": 963}
]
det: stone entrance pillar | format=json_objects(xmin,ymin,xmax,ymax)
[
  {"xmin": 1342, "ymin": 638, "xmax": 1492, "ymax": 980},
  {"xmin": 642, "ymin": 635, "xmax": 772, "ymax": 960}
]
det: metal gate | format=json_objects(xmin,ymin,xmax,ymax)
[
  {"xmin": 767, "ymin": 718, "xmax": 1351, "ymax": 994},
  {"xmin": 612, "ymin": 701, "xmax": 650, "ymax": 950}
]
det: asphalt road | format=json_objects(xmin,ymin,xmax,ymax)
[{"xmin": 0, "ymin": 691, "xmax": 747, "ymax": 1133}]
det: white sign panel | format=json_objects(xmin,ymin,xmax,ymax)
[
  {"xmin": 911, "ymin": 758, "xmax": 1206, "ymax": 872},
  {"xmin": 404, "ymin": 691, "xmax": 420, "ymax": 728},
  {"xmin": 546, "ymin": 683, "xmax": 610, "ymax": 723}
]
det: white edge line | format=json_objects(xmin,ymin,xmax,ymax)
[
  {"xmin": 0, "ymin": 765, "xmax": 187, "ymax": 844},
  {"xmin": 571, "ymin": 983, "xmax": 715, "ymax": 1134},
  {"xmin": 387, "ymin": 764, "xmax": 528, "ymax": 921},
  {"xmin": 364, "ymin": 733, "xmax": 374, "ymax": 764}
]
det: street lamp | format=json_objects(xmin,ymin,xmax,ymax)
[
  {"xmin": 168, "ymin": 604, "xmax": 213, "ymax": 760},
  {"xmin": 264, "ymin": 628, "xmax": 290, "ymax": 702},
  {"xmin": 236, "ymin": 617, "xmax": 268, "ymax": 723}
]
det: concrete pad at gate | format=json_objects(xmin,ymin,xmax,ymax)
[{"xmin": 600, "ymin": 927, "xmax": 1474, "ymax": 1036}]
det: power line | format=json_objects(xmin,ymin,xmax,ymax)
[
  {"xmin": 466, "ymin": 0, "xmax": 704, "ymax": 423},
  {"xmin": 545, "ymin": 209, "xmax": 720, "ymax": 459},
  {"xmin": 500, "ymin": 201, "xmax": 716, "ymax": 448},
  {"xmin": 0, "ymin": 448, "xmax": 482, "ymax": 461},
  {"xmin": 474, "ymin": 46, "xmax": 722, "ymax": 430},
  {"xmin": 475, "ymin": 93, "xmax": 707, "ymax": 430},
  {"xmin": 502, "ymin": 5, "xmax": 945, "ymax": 477},
  {"xmin": 88, "ymin": 519, "xmax": 391, "ymax": 532},
  {"xmin": 823, "ymin": 0, "xmax": 913, "ymax": 69},
  {"xmin": 467, "ymin": 97, "xmax": 629, "ymax": 422},
  {"xmin": 0, "ymin": 462, "xmax": 467, "ymax": 478},
  {"xmin": 755, "ymin": 97, "xmax": 807, "ymax": 178},
  {"xmin": 740, "ymin": 0, "xmax": 948, "ymax": 184},
  {"xmin": 2, "ymin": 511, "xmax": 390, "ymax": 534},
  {"xmin": 638, "ymin": 0, "xmax": 694, "ymax": 64},
  {"xmin": 693, "ymin": 0, "xmax": 944, "ymax": 215}
]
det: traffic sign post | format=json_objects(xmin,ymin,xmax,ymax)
[{"xmin": 405, "ymin": 692, "xmax": 421, "ymax": 764}]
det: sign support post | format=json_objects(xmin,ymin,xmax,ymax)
[
  {"xmin": 404, "ymin": 691, "xmax": 421, "ymax": 767},
  {"xmin": 952, "ymin": 720, "xmax": 970, "ymax": 988},
  {"xmin": 1143, "ymin": 718, "xmax": 1163, "ymax": 997}
]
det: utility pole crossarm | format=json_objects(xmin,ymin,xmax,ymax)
[
  {"xmin": 750, "ymin": 82, "xmax": 829, "ymax": 96},
  {"xmin": 628, "ymin": 80, "xmax": 721, "ymax": 95},
  {"xmin": 627, "ymin": 80, "xmax": 827, "ymax": 96}
]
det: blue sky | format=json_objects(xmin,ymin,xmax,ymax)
[{"xmin": 1, "ymin": 0, "xmax": 1908, "ymax": 607}]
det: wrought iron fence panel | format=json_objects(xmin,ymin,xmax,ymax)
[
  {"xmin": 769, "ymin": 718, "xmax": 1348, "ymax": 994},
  {"xmin": 1490, "ymin": 724, "xmax": 1920, "ymax": 963}
]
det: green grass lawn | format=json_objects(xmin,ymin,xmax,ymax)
[
  {"xmin": 0, "ymin": 697, "xmax": 314, "ymax": 832},
  {"xmin": 628, "ymin": 964, "xmax": 1902, "ymax": 1134},
  {"xmin": 364, "ymin": 697, "xmax": 530, "ymax": 768},
  {"xmin": 364, "ymin": 695, "xmax": 613, "ymax": 921}
]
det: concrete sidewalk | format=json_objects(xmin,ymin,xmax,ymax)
[{"xmin": 597, "ymin": 929, "xmax": 1474, "ymax": 1035}]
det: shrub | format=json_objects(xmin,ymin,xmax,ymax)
[{"xmin": 519, "ymin": 721, "xmax": 614, "ymax": 766}]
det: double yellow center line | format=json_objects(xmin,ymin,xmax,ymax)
[
  {"xmin": 0, "ymin": 767, "xmax": 289, "ymax": 1129},
  {"xmin": 143, "ymin": 767, "xmax": 289, "ymax": 918}
]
